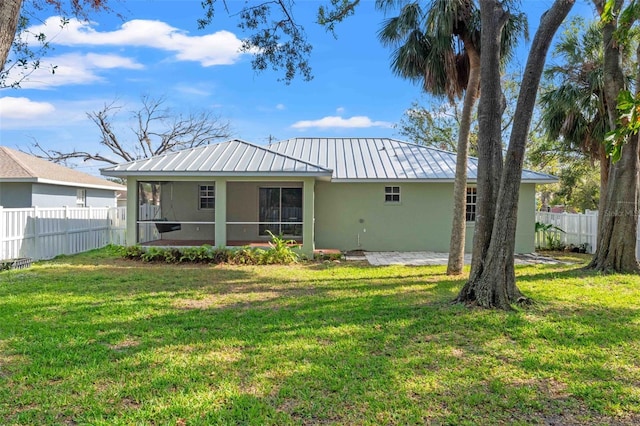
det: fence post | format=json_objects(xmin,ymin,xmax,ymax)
[
  {"xmin": 33, "ymin": 206, "xmax": 39, "ymax": 261},
  {"xmin": 64, "ymin": 206, "xmax": 70, "ymax": 255},
  {"xmin": 0, "ymin": 206, "xmax": 4, "ymax": 261},
  {"xmin": 577, "ymin": 213, "xmax": 583, "ymax": 248},
  {"xmin": 88, "ymin": 206, "xmax": 93, "ymax": 249}
]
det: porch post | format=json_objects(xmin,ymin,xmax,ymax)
[
  {"xmin": 302, "ymin": 177, "xmax": 315, "ymax": 258},
  {"xmin": 126, "ymin": 177, "xmax": 138, "ymax": 246},
  {"xmin": 214, "ymin": 178, "xmax": 227, "ymax": 247}
]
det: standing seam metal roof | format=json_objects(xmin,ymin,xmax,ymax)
[
  {"xmin": 100, "ymin": 137, "xmax": 557, "ymax": 183},
  {"xmin": 268, "ymin": 137, "xmax": 557, "ymax": 182},
  {"xmin": 100, "ymin": 139, "xmax": 333, "ymax": 176}
]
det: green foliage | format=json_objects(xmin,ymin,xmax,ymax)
[
  {"xmin": 230, "ymin": 247, "xmax": 263, "ymax": 265},
  {"xmin": 179, "ymin": 245, "xmax": 215, "ymax": 263},
  {"xmin": 535, "ymin": 222, "xmax": 566, "ymax": 251},
  {"xmin": 395, "ymin": 101, "xmax": 462, "ymax": 152},
  {"xmin": 122, "ymin": 245, "xmax": 145, "ymax": 260},
  {"xmin": 605, "ymin": 89, "xmax": 640, "ymax": 162},
  {"xmin": 260, "ymin": 231, "xmax": 299, "ymax": 265},
  {"xmin": 120, "ymin": 232, "xmax": 300, "ymax": 266}
]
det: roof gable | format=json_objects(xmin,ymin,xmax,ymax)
[
  {"xmin": 0, "ymin": 147, "xmax": 124, "ymax": 190},
  {"xmin": 268, "ymin": 137, "xmax": 556, "ymax": 183},
  {"xmin": 101, "ymin": 139, "xmax": 333, "ymax": 177}
]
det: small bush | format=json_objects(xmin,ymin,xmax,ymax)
[
  {"xmin": 141, "ymin": 247, "xmax": 166, "ymax": 262},
  {"xmin": 122, "ymin": 245, "xmax": 145, "ymax": 260},
  {"xmin": 180, "ymin": 245, "xmax": 214, "ymax": 263},
  {"xmin": 120, "ymin": 233, "xmax": 301, "ymax": 265},
  {"xmin": 231, "ymin": 247, "xmax": 262, "ymax": 264},
  {"xmin": 259, "ymin": 231, "xmax": 299, "ymax": 265},
  {"xmin": 211, "ymin": 247, "xmax": 232, "ymax": 264}
]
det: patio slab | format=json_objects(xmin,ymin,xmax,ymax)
[{"xmin": 364, "ymin": 252, "xmax": 565, "ymax": 266}]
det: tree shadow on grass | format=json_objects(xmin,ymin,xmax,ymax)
[{"xmin": 2, "ymin": 257, "xmax": 640, "ymax": 424}]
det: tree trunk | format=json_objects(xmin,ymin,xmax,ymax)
[
  {"xmin": 457, "ymin": 0, "xmax": 575, "ymax": 309},
  {"xmin": 456, "ymin": 0, "xmax": 507, "ymax": 301},
  {"xmin": 0, "ymin": 0, "xmax": 23, "ymax": 72},
  {"xmin": 588, "ymin": 7, "xmax": 640, "ymax": 272},
  {"xmin": 589, "ymin": 135, "xmax": 640, "ymax": 272},
  {"xmin": 447, "ymin": 45, "xmax": 481, "ymax": 275}
]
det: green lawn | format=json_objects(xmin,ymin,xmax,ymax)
[{"xmin": 1, "ymin": 249, "xmax": 639, "ymax": 425}]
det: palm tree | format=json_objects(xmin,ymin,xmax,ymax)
[
  {"xmin": 538, "ymin": 19, "xmax": 610, "ymax": 211},
  {"xmin": 377, "ymin": 0, "xmax": 526, "ymax": 275}
]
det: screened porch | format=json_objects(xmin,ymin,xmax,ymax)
[{"xmin": 134, "ymin": 180, "xmax": 310, "ymax": 249}]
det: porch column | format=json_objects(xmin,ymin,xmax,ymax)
[
  {"xmin": 214, "ymin": 178, "xmax": 227, "ymax": 247},
  {"xmin": 302, "ymin": 177, "xmax": 315, "ymax": 258},
  {"xmin": 126, "ymin": 177, "xmax": 138, "ymax": 246}
]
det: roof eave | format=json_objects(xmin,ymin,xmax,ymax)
[
  {"xmin": 36, "ymin": 178, "xmax": 125, "ymax": 191},
  {"xmin": 101, "ymin": 170, "xmax": 333, "ymax": 179}
]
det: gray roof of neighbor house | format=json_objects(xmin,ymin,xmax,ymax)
[
  {"xmin": 268, "ymin": 137, "xmax": 557, "ymax": 183},
  {"xmin": 101, "ymin": 139, "xmax": 333, "ymax": 177},
  {"xmin": 0, "ymin": 147, "xmax": 125, "ymax": 190}
]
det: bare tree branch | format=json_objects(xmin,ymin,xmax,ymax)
[{"xmin": 31, "ymin": 95, "xmax": 232, "ymax": 167}]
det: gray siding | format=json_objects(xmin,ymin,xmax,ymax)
[
  {"xmin": 0, "ymin": 182, "xmax": 33, "ymax": 208},
  {"xmin": 31, "ymin": 183, "xmax": 116, "ymax": 208},
  {"xmin": 86, "ymin": 189, "xmax": 117, "ymax": 208}
]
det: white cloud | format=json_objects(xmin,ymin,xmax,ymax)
[
  {"xmin": 0, "ymin": 97, "xmax": 110, "ymax": 130},
  {"xmin": 7, "ymin": 52, "xmax": 143, "ymax": 89},
  {"xmin": 276, "ymin": 103, "xmax": 286, "ymax": 110},
  {"xmin": 336, "ymin": 106, "xmax": 345, "ymax": 114},
  {"xmin": 0, "ymin": 97, "xmax": 55, "ymax": 119},
  {"xmin": 30, "ymin": 17, "xmax": 245, "ymax": 67},
  {"xmin": 291, "ymin": 116, "xmax": 393, "ymax": 130}
]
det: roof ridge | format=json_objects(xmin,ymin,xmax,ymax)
[
  {"xmin": 1, "ymin": 147, "xmax": 37, "ymax": 178},
  {"xmin": 236, "ymin": 139, "xmax": 333, "ymax": 173}
]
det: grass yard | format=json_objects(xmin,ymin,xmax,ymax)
[{"xmin": 1, "ymin": 249, "xmax": 639, "ymax": 425}]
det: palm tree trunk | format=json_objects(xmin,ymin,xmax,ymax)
[
  {"xmin": 447, "ymin": 46, "xmax": 480, "ymax": 275},
  {"xmin": 0, "ymin": 0, "xmax": 23, "ymax": 71}
]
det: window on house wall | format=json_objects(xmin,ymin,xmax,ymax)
[
  {"xmin": 76, "ymin": 189, "xmax": 86, "ymax": 207},
  {"xmin": 199, "ymin": 184, "xmax": 215, "ymax": 209},
  {"xmin": 259, "ymin": 187, "xmax": 303, "ymax": 236},
  {"xmin": 385, "ymin": 186, "xmax": 401, "ymax": 203},
  {"xmin": 466, "ymin": 187, "xmax": 477, "ymax": 221}
]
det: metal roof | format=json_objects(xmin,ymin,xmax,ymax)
[
  {"xmin": 268, "ymin": 137, "xmax": 557, "ymax": 183},
  {"xmin": 0, "ymin": 147, "xmax": 124, "ymax": 190},
  {"xmin": 101, "ymin": 139, "xmax": 333, "ymax": 177}
]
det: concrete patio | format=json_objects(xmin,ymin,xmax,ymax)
[{"xmin": 361, "ymin": 252, "xmax": 565, "ymax": 266}]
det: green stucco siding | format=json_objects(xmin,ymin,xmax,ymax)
[
  {"xmin": 314, "ymin": 181, "xmax": 537, "ymax": 253},
  {"xmin": 515, "ymin": 184, "xmax": 536, "ymax": 253}
]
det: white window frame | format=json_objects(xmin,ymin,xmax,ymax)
[
  {"xmin": 466, "ymin": 187, "xmax": 477, "ymax": 222},
  {"xmin": 198, "ymin": 184, "xmax": 215, "ymax": 210},
  {"xmin": 76, "ymin": 189, "xmax": 86, "ymax": 207},
  {"xmin": 384, "ymin": 186, "xmax": 401, "ymax": 203}
]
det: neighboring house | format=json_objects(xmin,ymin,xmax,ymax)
[
  {"xmin": 0, "ymin": 147, "xmax": 125, "ymax": 208},
  {"xmin": 101, "ymin": 138, "xmax": 557, "ymax": 256}
]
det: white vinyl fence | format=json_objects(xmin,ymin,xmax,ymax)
[
  {"xmin": 535, "ymin": 210, "xmax": 640, "ymax": 257},
  {"xmin": 0, "ymin": 206, "xmax": 126, "ymax": 261}
]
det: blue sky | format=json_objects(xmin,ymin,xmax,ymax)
[{"xmin": 0, "ymin": 0, "xmax": 596, "ymax": 176}]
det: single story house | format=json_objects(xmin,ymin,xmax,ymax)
[
  {"xmin": 101, "ymin": 138, "xmax": 556, "ymax": 256},
  {"xmin": 0, "ymin": 147, "xmax": 125, "ymax": 208}
]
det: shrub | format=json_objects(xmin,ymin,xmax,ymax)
[
  {"xmin": 231, "ymin": 247, "xmax": 262, "ymax": 264},
  {"xmin": 259, "ymin": 231, "xmax": 299, "ymax": 265},
  {"xmin": 141, "ymin": 247, "xmax": 167, "ymax": 262},
  {"xmin": 211, "ymin": 247, "xmax": 232, "ymax": 264},
  {"xmin": 122, "ymin": 245, "xmax": 145, "ymax": 260},
  {"xmin": 180, "ymin": 245, "xmax": 214, "ymax": 263}
]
